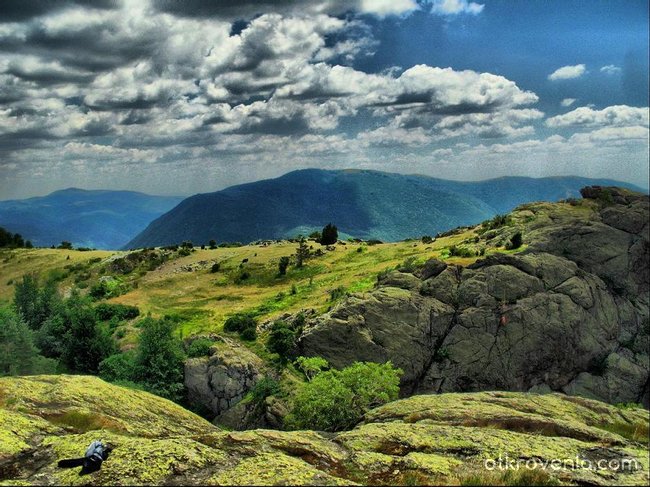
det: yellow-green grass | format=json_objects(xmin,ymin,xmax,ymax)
[
  {"xmin": 0, "ymin": 198, "xmax": 594, "ymax": 340},
  {"xmin": 0, "ymin": 248, "xmax": 114, "ymax": 301}
]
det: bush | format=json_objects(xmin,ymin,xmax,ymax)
[
  {"xmin": 266, "ymin": 321, "xmax": 296, "ymax": 361},
  {"xmin": 329, "ymin": 286, "xmax": 347, "ymax": 302},
  {"xmin": 278, "ymin": 256, "xmax": 290, "ymax": 276},
  {"xmin": 285, "ymin": 361, "xmax": 402, "ymax": 432},
  {"xmin": 99, "ymin": 351, "xmax": 137, "ymax": 382},
  {"xmin": 448, "ymin": 245, "xmax": 475, "ymax": 258},
  {"xmin": 224, "ymin": 313, "xmax": 258, "ymax": 341},
  {"xmin": 249, "ymin": 376, "xmax": 281, "ymax": 405},
  {"xmin": 295, "ymin": 356, "xmax": 329, "ymax": 381},
  {"xmin": 94, "ymin": 303, "xmax": 140, "ymax": 321},
  {"xmin": 210, "ymin": 262, "xmax": 220, "ymax": 273},
  {"xmin": 186, "ymin": 337, "xmax": 214, "ymax": 358},
  {"xmin": 239, "ymin": 326, "xmax": 257, "ymax": 341},
  {"xmin": 421, "ymin": 235, "xmax": 434, "ymax": 244}
]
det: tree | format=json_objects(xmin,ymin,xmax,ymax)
[
  {"xmin": 308, "ymin": 231, "xmax": 322, "ymax": 241},
  {"xmin": 208, "ymin": 239, "xmax": 217, "ymax": 249},
  {"xmin": 266, "ymin": 321, "xmax": 296, "ymax": 361},
  {"xmin": 285, "ymin": 361, "xmax": 402, "ymax": 431},
  {"xmin": 320, "ymin": 223, "xmax": 338, "ymax": 245},
  {"xmin": 59, "ymin": 293, "xmax": 115, "ymax": 373},
  {"xmin": 0, "ymin": 307, "xmax": 38, "ymax": 375},
  {"xmin": 58, "ymin": 241, "xmax": 73, "ymax": 250},
  {"xmin": 295, "ymin": 238, "xmax": 310, "ymax": 268},
  {"xmin": 278, "ymin": 256, "xmax": 290, "ymax": 276},
  {"xmin": 134, "ymin": 316, "xmax": 185, "ymax": 401},
  {"xmin": 13, "ymin": 275, "xmax": 58, "ymax": 330}
]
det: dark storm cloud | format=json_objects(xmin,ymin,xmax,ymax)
[{"xmin": 0, "ymin": 0, "xmax": 121, "ymax": 23}]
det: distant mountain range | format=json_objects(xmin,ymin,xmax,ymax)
[
  {"xmin": 0, "ymin": 189, "xmax": 183, "ymax": 250},
  {"xmin": 125, "ymin": 169, "xmax": 645, "ymax": 249}
]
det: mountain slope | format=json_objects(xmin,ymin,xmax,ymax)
[
  {"xmin": 0, "ymin": 189, "xmax": 183, "ymax": 250},
  {"xmin": 126, "ymin": 169, "xmax": 643, "ymax": 248},
  {"xmin": 1, "ymin": 375, "xmax": 648, "ymax": 486}
]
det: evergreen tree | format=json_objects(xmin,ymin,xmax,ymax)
[
  {"xmin": 134, "ymin": 317, "xmax": 185, "ymax": 401},
  {"xmin": 0, "ymin": 307, "xmax": 38, "ymax": 376},
  {"xmin": 59, "ymin": 293, "xmax": 115, "ymax": 373},
  {"xmin": 320, "ymin": 223, "xmax": 338, "ymax": 245},
  {"xmin": 295, "ymin": 238, "xmax": 310, "ymax": 268}
]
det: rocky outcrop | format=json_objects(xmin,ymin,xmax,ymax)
[
  {"xmin": 184, "ymin": 338, "xmax": 264, "ymax": 418},
  {"xmin": 2, "ymin": 375, "xmax": 648, "ymax": 486},
  {"xmin": 298, "ymin": 187, "xmax": 650, "ymax": 407}
]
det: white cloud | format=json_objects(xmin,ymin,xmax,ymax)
[
  {"xmin": 600, "ymin": 64, "xmax": 622, "ymax": 75},
  {"xmin": 430, "ymin": 0, "xmax": 484, "ymax": 15},
  {"xmin": 560, "ymin": 98, "xmax": 576, "ymax": 107},
  {"xmin": 360, "ymin": 0, "xmax": 418, "ymax": 16},
  {"xmin": 548, "ymin": 64, "xmax": 586, "ymax": 81},
  {"xmin": 546, "ymin": 105, "xmax": 649, "ymax": 128}
]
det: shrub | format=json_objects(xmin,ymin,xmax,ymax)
[
  {"xmin": 278, "ymin": 256, "xmax": 290, "ymax": 276},
  {"xmin": 285, "ymin": 361, "xmax": 402, "ymax": 432},
  {"xmin": 249, "ymin": 376, "xmax": 281, "ymax": 405},
  {"xmin": 239, "ymin": 326, "xmax": 257, "ymax": 341},
  {"xmin": 295, "ymin": 356, "xmax": 329, "ymax": 381},
  {"xmin": 94, "ymin": 303, "xmax": 140, "ymax": 321},
  {"xmin": 266, "ymin": 321, "xmax": 296, "ymax": 361},
  {"xmin": 99, "ymin": 351, "xmax": 137, "ymax": 382},
  {"xmin": 210, "ymin": 262, "xmax": 220, "ymax": 273},
  {"xmin": 421, "ymin": 235, "xmax": 434, "ymax": 244},
  {"xmin": 224, "ymin": 313, "xmax": 258, "ymax": 341},
  {"xmin": 208, "ymin": 239, "xmax": 217, "ymax": 249},
  {"xmin": 448, "ymin": 245, "xmax": 475, "ymax": 258},
  {"xmin": 329, "ymin": 286, "xmax": 347, "ymax": 302},
  {"xmin": 186, "ymin": 337, "xmax": 214, "ymax": 358}
]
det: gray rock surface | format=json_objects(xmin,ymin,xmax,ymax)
[
  {"xmin": 297, "ymin": 187, "xmax": 650, "ymax": 407},
  {"xmin": 185, "ymin": 338, "xmax": 264, "ymax": 417}
]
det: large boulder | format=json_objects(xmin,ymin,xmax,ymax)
[
  {"xmin": 298, "ymin": 189, "xmax": 650, "ymax": 407},
  {"xmin": 185, "ymin": 338, "xmax": 264, "ymax": 418}
]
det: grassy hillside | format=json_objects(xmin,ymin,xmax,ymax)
[
  {"xmin": 1, "ymin": 375, "xmax": 647, "ymax": 486},
  {"xmin": 126, "ymin": 169, "xmax": 643, "ymax": 248},
  {"xmin": 1, "ymin": 195, "xmax": 605, "ymax": 346}
]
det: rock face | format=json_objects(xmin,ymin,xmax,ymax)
[
  {"xmin": 1, "ymin": 375, "xmax": 648, "ymax": 486},
  {"xmin": 298, "ymin": 187, "xmax": 650, "ymax": 407},
  {"xmin": 184, "ymin": 338, "xmax": 264, "ymax": 418}
]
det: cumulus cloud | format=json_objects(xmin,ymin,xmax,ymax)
[
  {"xmin": 560, "ymin": 98, "xmax": 576, "ymax": 107},
  {"xmin": 546, "ymin": 105, "xmax": 649, "ymax": 128},
  {"xmin": 154, "ymin": 0, "xmax": 418, "ymax": 19},
  {"xmin": 548, "ymin": 64, "xmax": 587, "ymax": 81},
  {"xmin": 600, "ymin": 64, "xmax": 622, "ymax": 75},
  {"xmin": 430, "ymin": 0, "xmax": 484, "ymax": 15}
]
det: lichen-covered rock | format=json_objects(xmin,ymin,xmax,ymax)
[
  {"xmin": 1, "ymin": 376, "xmax": 648, "ymax": 486},
  {"xmin": 297, "ymin": 188, "xmax": 650, "ymax": 407},
  {"xmin": 184, "ymin": 338, "xmax": 264, "ymax": 418}
]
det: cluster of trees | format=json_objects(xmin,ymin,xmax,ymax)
[
  {"xmin": 0, "ymin": 226, "xmax": 32, "ymax": 248},
  {"xmin": 2, "ymin": 274, "xmax": 185, "ymax": 402}
]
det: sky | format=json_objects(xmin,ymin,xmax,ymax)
[{"xmin": 0, "ymin": 0, "xmax": 648, "ymax": 199}]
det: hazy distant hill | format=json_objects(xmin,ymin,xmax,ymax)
[
  {"xmin": 126, "ymin": 169, "xmax": 644, "ymax": 248},
  {"xmin": 0, "ymin": 189, "xmax": 183, "ymax": 249}
]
